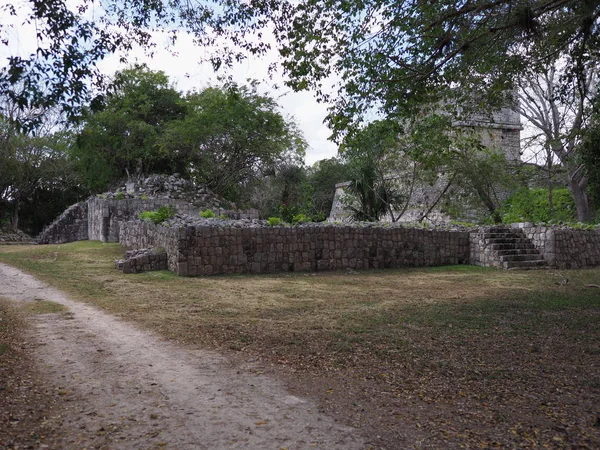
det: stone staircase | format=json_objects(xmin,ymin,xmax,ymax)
[{"xmin": 482, "ymin": 226, "xmax": 548, "ymax": 269}]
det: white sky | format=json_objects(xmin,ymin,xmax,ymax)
[{"xmin": 0, "ymin": 2, "xmax": 339, "ymax": 165}]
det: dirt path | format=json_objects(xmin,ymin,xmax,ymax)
[{"xmin": 0, "ymin": 263, "xmax": 367, "ymax": 450}]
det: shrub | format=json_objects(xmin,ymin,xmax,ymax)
[
  {"xmin": 139, "ymin": 194, "xmax": 149, "ymax": 200},
  {"xmin": 267, "ymin": 217, "xmax": 282, "ymax": 226},
  {"xmin": 311, "ymin": 212, "xmax": 327, "ymax": 222},
  {"xmin": 200, "ymin": 209, "xmax": 215, "ymax": 219},
  {"xmin": 501, "ymin": 188, "xmax": 576, "ymax": 223},
  {"xmin": 115, "ymin": 191, "xmax": 125, "ymax": 200},
  {"xmin": 218, "ymin": 214, "xmax": 229, "ymax": 220},
  {"xmin": 138, "ymin": 205, "xmax": 176, "ymax": 224},
  {"xmin": 291, "ymin": 213, "xmax": 311, "ymax": 224}
]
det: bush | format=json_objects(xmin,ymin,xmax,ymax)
[
  {"xmin": 200, "ymin": 209, "xmax": 215, "ymax": 219},
  {"xmin": 219, "ymin": 214, "xmax": 229, "ymax": 220},
  {"xmin": 115, "ymin": 191, "xmax": 125, "ymax": 200},
  {"xmin": 501, "ymin": 188, "xmax": 576, "ymax": 223},
  {"xmin": 291, "ymin": 213, "xmax": 311, "ymax": 224},
  {"xmin": 267, "ymin": 217, "xmax": 282, "ymax": 226},
  {"xmin": 138, "ymin": 205, "xmax": 176, "ymax": 224}
]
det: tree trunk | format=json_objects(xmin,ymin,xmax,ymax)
[
  {"xmin": 568, "ymin": 171, "xmax": 593, "ymax": 222},
  {"xmin": 10, "ymin": 199, "xmax": 19, "ymax": 229}
]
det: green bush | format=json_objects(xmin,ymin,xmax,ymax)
[
  {"xmin": 501, "ymin": 188, "xmax": 576, "ymax": 223},
  {"xmin": 311, "ymin": 212, "xmax": 327, "ymax": 222},
  {"xmin": 200, "ymin": 209, "xmax": 215, "ymax": 219},
  {"xmin": 219, "ymin": 214, "xmax": 229, "ymax": 220},
  {"xmin": 115, "ymin": 191, "xmax": 125, "ymax": 200},
  {"xmin": 267, "ymin": 217, "xmax": 282, "ymax": 226},
  {"xmin": 291, "ymin": 213, "xmax": 311, "ymax": 224},
  {"xmin": 138, "ymin": 205, "xmax": 176, "ymax": 224}
]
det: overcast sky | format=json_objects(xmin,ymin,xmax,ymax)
[{"xmin": 1, "ymin": 5, "xmax": 339, "ymax": 165}]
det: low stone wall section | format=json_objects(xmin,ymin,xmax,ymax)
[
  {"xmin": 120, "ymin": 223, "xmax": 470, "ymax": 276},
  {"xmin": 88, "ymin": 197, "xmax": 258, "ymax": 243},
  {"xmin": 88, "ymin": 197, "xmax": 199, "ymax": 243},
  {"xmin": 513, "ymin": 223, "xmax": 600, "ymax": 269},
  {"xmin": 37, "ymin": 202, "xmax": 89, "ymax": 244},
  {"xmin": 115, "ymin": 248, "xmax": 168, "ymax": 274},
  {"xmin": 119, "ymin": 221, "xmax": 180, "ymax": 272}
]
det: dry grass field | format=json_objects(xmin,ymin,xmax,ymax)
[{"xmin": 1, "ymin": 241, "xmax": 599, "ymax": 449}]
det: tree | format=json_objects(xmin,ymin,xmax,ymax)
[
  {"xmin": 579, "ymin": 97, "xmax": 600, "ymax": 220},
  {"xmin": 340, "ymin": 120, "xmax": 408, "ymax": 221},
  {"xmin": 72, "ymin": 66, "xmax": 187, "ymax": 191},
  {"xmin": 0, "ymin": 121, "xmax": 83, "ymax": 234},
  {"xmin": 306, "ymin": 158, "xmax": 351, "ymax": 220},
  {"xmin": 3, "ymin": 0, "xmax": 598, "ymax": 134},
  {"xmin": 514, "ymin": 59, "xmax": 598, "ymax": 222},
  {"xmin": 159, "ymin": 82, "xmax": 306, "ymax": 199},
  {"xmin": 273, "ymin": 0, "xmax": 600, "ymax": 139}
]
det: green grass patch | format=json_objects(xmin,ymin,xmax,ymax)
[{"xmin": 21, "ymin": 301, "xmax": 67, "ymax": 315}]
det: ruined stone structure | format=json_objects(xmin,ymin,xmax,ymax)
[
  {"xmin": 37, "ymin": 175, "xmax": 259, "ymax": 245},
  {"xmin": 119, "ymin": 222, "xmax": 471, "ymax": 276},
  {"xmin": 328, "ymin": 106, "xmax": 523, "ymax": 224},
  {"xmin": 116, "ymin": 220, "xmax": 600, "ymax": 274},
  {"xmin": 38, "ymin": 175, "xmax": 600, "ymax": 275}
]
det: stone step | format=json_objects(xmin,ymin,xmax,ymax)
[
  {"xmin": 489, "ymin": 243, "xmax": 535, "ymax": 251},
  {"xmin": 483, "ymin": 231, "xmax": 524, "ymax": 238},
  {"xmin": 499, "ymin": 253, "xmax": 545, "ymax": 262},
  {"xmin": 483, "ymin": 233, "xmax": 524, "ymax": 240},
  {"xmin": 486, "ymin": 237, "xmax": 531, "ymax": 244},
  {"xmin": 487, "ymin": 240, "xmax": 535, "ymax": 250},
  {"xmin": 486, "ymin": 227, "xmax": 515, "ymax": 234},
  {"xmin": 503, "ymin": 259, "xmax": 548, "ymax": 269},
  {"xmin": 496, "ymin": 248, "xmax": 541, "ymax": 256}
]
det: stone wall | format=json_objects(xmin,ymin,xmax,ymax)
[
  {"xmin": 115, "ymin": 248, "xmax": 169, "ymax": 274},
  {"xmin": 119, "ymin": 222, "xmax": 471, "ymax": 276},
  {"xmin": 88, "ymin": 197, "xmax": 201, "ymax": 243},
  {"xmin": 37, "ymin": 202, "xmax": 89, "ymax": 244},
  {"xmin": 118, "ymin": 221, "xmax": 181, "ymax": 272},
  {"xmin": 513, "ymin": 223, "xmax": 600, "ymax": 269},
  {"xmin": 87, "ymin": 197, "xmax": 258, "ymax": 243}
]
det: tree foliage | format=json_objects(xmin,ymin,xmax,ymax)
[
  {"xmin": 273, "ymin": 0, "xmax": 600, "ymax": 138},
  {"xmin": 515, "ymin": 59, "xmax": 598, "ymax": 222},
  {"xmin": 0, "ymin": 121, "xmax": 84, "ymax": 234},
  {"xmin": 501, "ymin": 188, "xmax": 576, "ymax": 224},
  {"xmin": 160, "ymin": 82, "xmax": 306, "ymax": 198},
  {"xmin": 72, "ymin": 66, "xmax": 186, "ymax": 191},
  {"xmin": 72, "ymin": 67, "xmax": 306, "ymax": 198}
]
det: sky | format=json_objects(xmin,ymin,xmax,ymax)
[{"xmin": 0, "ymin": 2, "xmax": 339, "ymax": 165}]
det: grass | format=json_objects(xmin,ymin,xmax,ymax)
[
  {"xmin": 1, "ymin": 241, "xmax": 599, "ymax": 448},
  {"xmin": 22, "ymin": 300, "xmax": 67, "ymax": 315}
]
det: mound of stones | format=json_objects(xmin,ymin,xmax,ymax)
[
  {"xmin": 102, "ymin": 174, "xmax": 226, "ymax": 209},
  {"xmin": 0, "ymin": 226, "xmax": 34, "ymax": 243},
  {"xmin": 115, "ymin": 248, "xmax": 168, "ymax": 274}
]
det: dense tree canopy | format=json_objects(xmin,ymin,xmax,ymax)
[
  {"xmin": 73, "ymin": 66, "xmax": 187, "ymax": 191},
  {"xmin": 0, "ymin": 121, "xmax": 83, "ymax": 234},
  {"xmin": 159, "ymin": 82, "xmax": 306, "ymax": 198},
  {"xmin": 3, "ymin": 0, "xmax": 598, "ymax": 133},
  {"xmin": 72, "ymin": 67, "xmax": 306, "ymax": 198}
]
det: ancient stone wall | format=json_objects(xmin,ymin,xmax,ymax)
[
  {"xmin": 514, "ymin": 223, "xmax": 600, "ymax": 269},
  {"xmin": 37, "ymin": 202, "xmax": 89, "ymax": 244},
  {"xmin": 118, "ymin": 221, "xmax": 181, "ymax": 272},
  {"xmin": 87, "ymin": 197, "xmax": 259, "ymax": 243},
  {"xmin": 118, "ymin": 222, "xmax": 471, "ymax": 276},
  {"xmin": 88, "ymin": 197, "xmax": 200, "ymax": 243},
  {"xmin": 115, "ymin": 248, "xmax": 169, "ymax": 274}
]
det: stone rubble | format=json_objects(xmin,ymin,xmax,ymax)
[{"xmin": 115, "ymin": 247, "xmax": 168, "ymax": 274}]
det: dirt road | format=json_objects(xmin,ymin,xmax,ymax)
[{"xmin": 0, "ymin": 262, "xmax": 367, "ymax": 449}]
